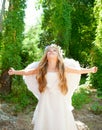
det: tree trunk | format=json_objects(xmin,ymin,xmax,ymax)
[{"xmin": 0, "ymin": 69, "xmax": 12, "ymax": 95}]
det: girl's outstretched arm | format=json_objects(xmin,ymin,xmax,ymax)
[
  {"xmin": 65, "ymin": 66, "xmax": 97, "ymax": 74},
  {"xmin": 8, "ymin": 67, "xmax": 38, "ymax": 76}
]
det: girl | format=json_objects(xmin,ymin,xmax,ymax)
[{"xmin": 8, "ymin": 44, "xmax": 97, "ymax": 130}]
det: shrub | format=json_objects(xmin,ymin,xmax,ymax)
[{"xmin": 72, "ymin": 87, "xmax": 91, "ymax": 109}]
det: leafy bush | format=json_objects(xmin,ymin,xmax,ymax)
[
  {"xmin": 72, "ymin": 87, "xmax": 91, "ymax": 109},
  {"xmin": 0, "ymin": 81, "xmax": 38, "ymax": 112}
]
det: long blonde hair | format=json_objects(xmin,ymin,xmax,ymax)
[{"xmin": 36, "ymin": 44, "xmax": 68, "ymax": 95}]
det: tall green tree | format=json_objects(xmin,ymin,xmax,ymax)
[
  {"xmin": 38, "ymin": 0, "xmax": 72, "ymax": 56},
  {"xmin": 0, "ymin": 0, "xmax": 26, "ymax": 94},
  {"xmin": 90, "ymin": 0, "xmax": 102, "ymax": 96},
  {"xmin": 69, "ymin": 0, "xmax": 96, "ymax": 65},
  {"xmin": 1, "ymin": 0, "xmax": 26, "ymax": 71}
]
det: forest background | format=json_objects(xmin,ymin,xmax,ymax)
[{"xmin": 0, "ymin": 0, "xmax": 102, "ymax": 114}]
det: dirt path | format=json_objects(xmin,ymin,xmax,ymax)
[
  {"xmin": 74, "ymin": 90, "xmax": 102, "ymax": 130},
  {"xmin": 74, "ymin": 106, "xmax": 102, "ymax": 130}
]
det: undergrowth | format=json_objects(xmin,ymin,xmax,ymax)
[
  {"xmin": 0, "ymin": 81, "xmax": 38, "ymax": 112},
  {"xmin": 72, "ymin": 86, "xmax": 92, "ymax": 109}
]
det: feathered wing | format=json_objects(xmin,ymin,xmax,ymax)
[
  {"xmin": 23, "ymin": 62, "xmax": 40, "ymax": 100},
  {"xmin": 23, "ymin": 58, "xmax": 81, "ymax": 103},
  {"xmin": 64, "ymin": 58, "xmax": 81, "ymax": 90},
  {"xmin": 64, "ymin": 58, "xmax": 81, "ymax": 110}
]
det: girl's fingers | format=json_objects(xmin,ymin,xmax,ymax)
[
  {"xmin": 94, "ymin": 67, "xmax": 98, "ymax": 73},
  {"xmin": 8, "ymin": 68, "xmax": 15, "ymax": 75}
]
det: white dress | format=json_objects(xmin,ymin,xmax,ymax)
[{"xmin": 23, "ymin": 58, "xmax": 81, "ymax": 130}]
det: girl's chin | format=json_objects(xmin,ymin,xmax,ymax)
[{"xmin": 47, "ymin": 55, "xmax": 58, "ymax": 60}]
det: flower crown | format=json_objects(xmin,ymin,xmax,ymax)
[{"xmin": 45, "ymin": 44, "xmax": 64, "ymax": 57}]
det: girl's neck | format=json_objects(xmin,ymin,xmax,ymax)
[{"xmin": 47, "ymin": 60, "xmax": 58, "ymax": 72}]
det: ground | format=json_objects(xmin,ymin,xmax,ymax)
[
  {"xmin": 0, "ymin": 90, "xmax": 102, "ymax": 130},
  {"xmin": 74, "ymin": 90, "xmax": 102, "ymax": 130}
]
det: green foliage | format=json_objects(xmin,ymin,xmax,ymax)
[
  {"xmin": 69, "ymin": 0, "xmax": 96, "ymax": 65},
  {"xmin": 72, "ymin": 87, "xmax": 91, "ymax": 109},
  {"xmin": 89, "ymin": 0, "xmax": 102, "ymax": 97},
  {"xmin": 21, "ymin": 26, "xmax": 43, "ymax": 67},
  {"xmin": 0, "ymin": 82, "xmax": 37, "ymax": 112},
  {"xmin": 1, "ymin": 0, "xmax": 26, "ymax": 71},
  {"xmin": 38, "ymin": 0, "xmax": 72, "ymax": 55}
]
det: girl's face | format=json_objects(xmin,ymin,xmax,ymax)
[{"xmin": 46, "ymin": 47, "xmax": 59, "ymax": 60}]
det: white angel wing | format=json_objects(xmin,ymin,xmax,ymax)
[
  {"xmin": 23, "ymin": 58, "xmax": 81, "ymax": 105},
  {"xmin": 64, "ymin": 58, "xmax": 81, "ymax": 111},
  {"xmin": 23, "ymin": 62, "xmax": 40, "ymax": 100},
  {"xmin": 64, "ymin": 58, "xmax": 81, "ymax": 90}
]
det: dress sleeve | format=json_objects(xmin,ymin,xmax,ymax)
[
  {"xmin": 23, "ymin": 62, "xmax": 40, "ymax": 100},
  {"xmin": 64, "ymin": 58, "xmax": 81, "ymax": 110}
]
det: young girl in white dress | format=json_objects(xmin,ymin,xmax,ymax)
[{"xmin": 8, "ymin": 44, "xmax": 97, "ymax": 130}]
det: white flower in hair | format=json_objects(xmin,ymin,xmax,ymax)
[{"xmin": 45, "ymin": 44, "xmax": 64, "ymax": 57}]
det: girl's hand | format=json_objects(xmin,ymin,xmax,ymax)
[
  {"xmin": 91, "ymin": 66, "xmax": 98, "ymax": 73},
  {"xmin": 8, "ymin": 68, "xmax": 15, "ymax": 75}
]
